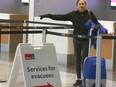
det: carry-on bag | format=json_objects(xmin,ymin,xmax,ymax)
[{"xmin": 83, "ymin": 29, "xmax": 107, "ymax": 87}]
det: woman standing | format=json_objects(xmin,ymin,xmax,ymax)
[{"xmin": 40, "ymin": 0, "xmax": 99, "ymax": 86}]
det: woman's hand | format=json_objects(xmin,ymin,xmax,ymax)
[
  {"xmin": 40, "ymin": 14, "xmax": 51, "ymax": 20},
  {"xmin": 92, "ymin": 24, "xmax": 100, "ymax": 35}
]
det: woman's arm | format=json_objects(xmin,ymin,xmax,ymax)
[
  {"xmin": 89, "ymin": 11, "xmax": 100, "ymax": 34},
  {"xmin": 89, "ymin": 11, "xmax": 99, "ymax": 25},
  {"xmin": 40, "ymin": 12, "xmax": 73, "ymax": 21}
]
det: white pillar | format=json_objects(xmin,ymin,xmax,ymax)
[{"xmin": 28, "ymin": 0, "xmax": 35, "ymax": 45}]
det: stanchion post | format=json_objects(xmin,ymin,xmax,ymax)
[
  {"xmin": 96, "ymin": 35, "xmax": 102, "ymax": 87},
  {"xmin": 23, "ymin": 20, "xmax": 27, "ymax": 43},
  {"xmin": 0, "ymin": 26, "xmax": 7, "ymax": 83},
  {"xmin": 42, "ymin": 29, "xmax": 47, "ymax": 44},
  {"xmin": 0, "ymin": 25, "xmax": 2, "ymax": 58}
]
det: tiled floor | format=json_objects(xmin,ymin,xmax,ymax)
[
  {"xmin": 0, "ymin": 53, "xmax": 116, "ymax": 87},
  {"xmin": 60, "ymin": 65, "xmax": 116, "ymax": 87},
  {"xmin": 0, "ymin": 60, "xmax": 116, "ymax": 87}
]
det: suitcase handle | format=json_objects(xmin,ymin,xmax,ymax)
[{"xmin": 88, "ymin": 28, "xmax": 99, "ymax": 56}]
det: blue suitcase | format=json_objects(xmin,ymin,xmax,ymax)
[{"xmin": 83, "ymin": 56, "xmax": 107, "ymax": 87}]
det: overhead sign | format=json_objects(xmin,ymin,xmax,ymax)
[{"xmin": 7, "ymin": 43, "xmax": 62, "ymax": 87}]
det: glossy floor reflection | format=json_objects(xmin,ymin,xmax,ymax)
[
  {"xmin": 0, "ymin": 53, "xmax": 116, "ymax": 87},
  {"xmin": 60, "ymin": 65, "xmax": 116, "ymax": 87},
  {"xmin": 0, "ymin": 60, "xmax": 116, "ymax": 87}
]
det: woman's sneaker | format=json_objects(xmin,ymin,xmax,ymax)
[{"xmin": 73, "ymin": 80, "xmax": 82, "ymax": 87}]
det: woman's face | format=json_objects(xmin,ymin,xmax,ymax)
[{"xmin": 77, "ymin": 0, "xmax": 86, "ymax": 12}]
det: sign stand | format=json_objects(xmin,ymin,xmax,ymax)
[{"xmin": 7, "ymin": 43, "xmax": 62, "ymax": 87}]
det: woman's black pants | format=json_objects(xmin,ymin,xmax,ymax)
[{"xmin": 73, "ymin": 38, "xmax": 89, "ymax": 79}]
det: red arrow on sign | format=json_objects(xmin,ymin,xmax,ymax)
[{"xmin": 34, "ymin": 82, "xmax": 54, "ymax": 87}]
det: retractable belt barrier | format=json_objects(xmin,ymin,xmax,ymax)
[
  {"xmin": 0, "ymin": 19, "xmax": 73, "ymax": 28},
  {"xmin": 0, "ymin": 19, "xmax": 116, "ymax": 87},
  {"xmin": 47, "ymin": 31, "xmax": 116, "ymax": 40},
  {"xmin": 0, "ymin": 19, "xmax": 115, "ymax": 40},
  {"xmin": 0, "ymin": 23, "xmax": 116, "ymax": 40},
  {"xmin": 0, "ymin": 26, "xmax": 71, "ymax": 29}
]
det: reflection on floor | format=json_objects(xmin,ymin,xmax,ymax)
[{"xmin": 0, "ymin": 53, "xmax": 116, "ymax": 87}]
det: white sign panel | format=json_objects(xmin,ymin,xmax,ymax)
[{"xmin": 7, "ymin": 43, "xmax": 62, "ymax": 87}]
